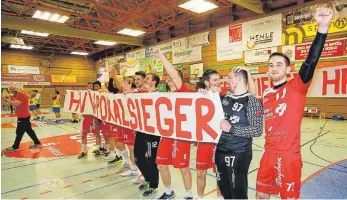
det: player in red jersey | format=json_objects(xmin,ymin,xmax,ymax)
[
  {"xmin": 152, "ymin": 48, "xmax": 194, "ymax": 199},
  {"xmin": 77, "ymin": 82, "xmax": 95, "ymax": 159},
  {"xmin": 256, "ymin": 8, "xmax": 333, "ymax": 199},
  {"xmin": 196, "ymin": 69, "xmax": 222, "ymax": 199}
]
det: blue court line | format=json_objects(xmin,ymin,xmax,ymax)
[
  {"xmin": 1, "ymin": 163, "xmax": 119, "ymax": 195},
  {"xmin": 1, "ymin": 157, "xmax": 70, "ymax": 171},
  {"xmin": 1, "ymin": 160, "xmax": 27, "ymax": 165}
]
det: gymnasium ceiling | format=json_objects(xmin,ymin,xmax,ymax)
[{"xmin": 1, "ymin": 0, "xmax": 321, "ymax": 59}]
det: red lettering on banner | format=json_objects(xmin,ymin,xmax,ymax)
[
  {"xmin": 113, "ymin": 100, "xmax": 122, "ymax": 124},
  {"xmin": 175, "ymin": 98, "xmax": 192, "ymax": 139},
  {"xmin": 106, "ymin": 98, "xmax": 115, "ymax": 122},
  {"xmin": 99, "ymin": 95, "xmax": 107, "ymax": 121},
  {"xmin": 88, "ymin": 91, "xmax": 97, "ymax": 114},
  {"xmin": 135, "ymin": 99, "xmax": 143, "ymax": 130},
  {"xmin": 196, "ymin": 98, "xmax": 218, "ymax": 141},
  {"xmin": 323, "ymin": 70, "xmax": 340, "ymax": 95},
  {"xmin": 155, "ymin": 97, "xmax": 174, "ymax": 137},
  {"xmin": 141, "ymin": 99, "xmax": 155, "ymax": 133},
  {"xmin": 80, "ymin": 92, "xmax": 88, "ymax": 112},
  {"xmin": 68, "ymin": 91, "xmax": 80, "ymax": 111},
  {"xmin": 127, "ymin": 98, "xmax": 138, "ymax": 130},
  {"xmin": 95, "ymin": 95, "xmax": 100, "ymax": 118},
  {"xmin": 117, "ymin": 99, "xmax": 129, "ymax": 127},
  {"xmin": 342, "ymin": 68, "xmax": 347, "ymax": 94}
]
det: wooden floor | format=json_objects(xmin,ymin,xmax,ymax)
[{"xmin": 1, "ymin": 109, "xmax": 347, "ymax": 199}]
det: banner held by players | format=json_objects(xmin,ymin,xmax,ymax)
[{"xmin": 64, "ymin": 90, "xmax": 224, "ymax": 143}]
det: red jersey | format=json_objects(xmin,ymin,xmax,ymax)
[
  {"xmin": 263, "ymin": 75, "xmax": 310, "ymax": 153},
  {"xmin": 15, "ymin": 92, "xmax": 30, "ymax": 118}
]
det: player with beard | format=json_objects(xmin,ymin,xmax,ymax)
[
  {"xmin": 196, "ymin": 69, "xmax": 223, "ymax": 200},
  {"xmin": 152, "ymin": 48, "xmax": 195, "ymax": 199},
  {"xmin": 133, "ymin": 72, "xmax": 161, "ymax": 197},
  {"xmin": 256, "ymin": 8, "xmax": 333, "ymax": 199},
  {"xmin": 214, "ymin": 68, "xmax": 263, "ymax": 199}
]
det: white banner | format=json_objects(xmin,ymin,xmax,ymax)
[
  {"xmin": 216, "ymin": 25, "xmax": 243, "ymax": 61},
  {"xmin": 244, "ymin": 47, "xmax": 277, "ymax": 64},
  {"xmin": 64, "ymin": 91, "xmax": 224, "ymax": 143},
  {"xmin": 8, "ymin": 65, "xmax": 40, "ymax": 74},
  {"xmin": 126, "ymin": 49, "xmax": 145, "ymax": 61},
  {"xmin": 242, "ymin": 14, "xmax": 282, "ymax": 50},
  {"xmin": 188, "ymin": 31, "xmax": 210, "ymax": 47},
  {"xmin": 146, "ymin": 42, "xmax": 172, "ymax": 57},
  {"xmin": 172, "ymin": 38, "xmax": 202, "ymax": 64},
  {"xmin": 252, "ymin": 65, "xmax": 347, "ymax": 98},
  {"xmin": 104, "ymin": 55, "xmax": 126, "ymax": 71}
]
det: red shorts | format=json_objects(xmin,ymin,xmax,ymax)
[
  {"xmin": 122, "ymin": 127, "xmax": 135, "ymax": 146},
  {"xmin": 101, "ymin": 122, "xmax": 122, "ymax": 140},
  {"xmin": 196, "ymin": 143, "xmax": 215, "ymax": 170},
  {"xmin": 81, "ymin": 115, "xmax": 100, "ymax": 135},
  {"xmin": 256, "ymin": 151, "xmax": 302, "ymax": 199},
  {"xmin": 156, "ymin": 138, "xmax": 191, "ymax": 168}
]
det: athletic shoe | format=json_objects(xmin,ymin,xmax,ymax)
[
  {"xmin": 93, "ymin": 149, "xmax": 101, "ymax": 156},
  {"xmin": 158, "ymin": 191, "xmax": 176, "ymax": 199},
  {"xmin": 77, "ymin": 152, "xmax": 87, "ymax": 159},
  {"xmin": 104, "ymin": 152, "xmax": 115, "ymax": 160},
  {"xmin": 184, "ymin": 197, "xmax": 193, "ymax": 199},
  {"xmin": 29, "ymin": 144, "xmax": 42, "ymax": 149},
  {"xmin": 117, "ymin": 163, "xmax": 130, "ymax": 173},
  {"xmin": 5, "ymin": 147, "xmax": 18, "ymax": 152},
  {"xmin": 138, "ymin": 181, "xmax": 149, "ymax": 191},
  {"xmin": 108, "ymin": 155, "xmax": 123, "ymax": 164},
  {"xmin": 133, "ymin": 174, "xmax": 145, "ymax": 184},
  {"xmin": 143, "ymin": 188, "xmax": 158, "ymax": 197},
  {"xmin": 121, "ymin": 169, "xmax": 139, "ymax": 177}
]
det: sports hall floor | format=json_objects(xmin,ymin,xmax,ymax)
[{"xmin": 1, "ymin": 109, "xmax": 347, "ymax": 199}]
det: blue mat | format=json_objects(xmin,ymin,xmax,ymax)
[{"xmin": 301, "ymin": 160, "xmax": 347, "ymax": 199}]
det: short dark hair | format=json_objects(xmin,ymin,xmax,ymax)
[
  {"xmin": 135, "ymin": 71, "xmax": 146, "ymax": 79},
  {"xmin": 148, "ymin": 73, "xmax": 160, "ymax": 87},
  {"xmin": 93, "ymin": 81, "xmax": 101, "ymax": 87},
  {"xmin": 199, "ymin": 69, "xmax": 219, "ymax": 89},
  {"xmin": 32, "ymin": 90, "xmax": 38, "ymax": 93},
  {"xmin": 269, "ymin": 52, "xmax": 290, "ymax": 67},
  {"xmin": 232, "ymin": 69, "xmax": 248, "ymax": 84},
  {"xmin": 87, "ymin": 82, "xmax": 93, "ymax": 85},
  {"xmin": 55, "ymin": 90, "xmax": 60, "ymax": 95}
]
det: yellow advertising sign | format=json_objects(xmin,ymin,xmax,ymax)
[
  {"xmin": 282, "ymin": 2, "xmax": 347, "ymax": 45},
  {"xmin": 51, "ymin": 75, "xmax": 76, "ymax": 83}
]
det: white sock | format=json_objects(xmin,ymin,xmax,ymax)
[
  {"xmin": 217, "ymin": 195, "xmax": 223, "ymax": 199},
  {"xmin": 82, "ymin": 144, "xmax": 87, "ymax": 152},
  {"xmin": 198, "ymin": 196, "xmax": 204, "ymax": 199},
  {"xmin": 115, "ymin": 149, "xmax": 122, "ymax": 157},
  {"xmin": 130, "ymin": 164, "xmax": 137, "ymax": 171},
  {"xmin": 165, "ymin": 186, "xmax": 172, "ymax": 195},
  {"xmin": 121, "ymin": 149, "xmax": 130, "ymax": 165},
  {"xmin": 185, "ymin": 190, "xmax": 192, "ymax": 198}
]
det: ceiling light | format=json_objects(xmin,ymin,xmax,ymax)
[
  {"xmin": 179, "ymin": 0, "xmax": 218, "ymax": 13},
  {"xmin": 117, "ymin": 28, "xmax": 145, "ymax": 37},
  {"xmin": 10, "ymin": 44, "xmax": 34, "ymax": 50},
  {"xmin": 94, "ymin": 40, "xmax": 117, "ymax": 46},
  {"xmin": 21, "ymin": 30, "xmax": 49, "ymax": 37},
  {"xmin": 71, "ymin": 52, "xmax": 89, "ymax": 56},
  {"xmin": 32, "ymin": 10, "xmax": 69, "ymax": 23}
]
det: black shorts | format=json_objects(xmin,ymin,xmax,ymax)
[{"xmin": 36, "ymin": 104, "xmax": 40, "ymax": 109}]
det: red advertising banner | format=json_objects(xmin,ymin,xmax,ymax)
[
  {"xmin": 1, "ymin": 74, "xmax": 51, "ymax": 85},
  {"xmin": 229, "ymin": 24, "xmax": 242, "ymax": 43},
  {"xmin": 295, "ymin": 39, "xmax": 345, "ymax": 60}
]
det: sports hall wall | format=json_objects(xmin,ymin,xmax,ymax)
[
  {"xmin": 1, "ymin": 50, "xmax": 96, "ymax": 107},
  {"xmin": 97, "ymin": 1, "xmax": 347, "ymax": 119}
]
